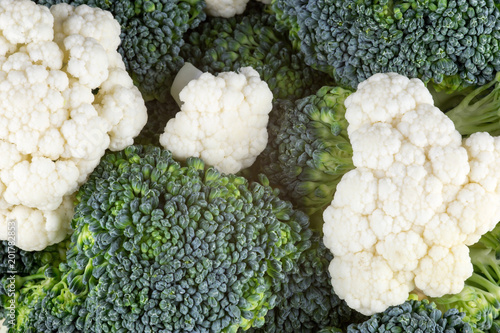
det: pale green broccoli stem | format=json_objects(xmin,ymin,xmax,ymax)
[
  {"xmin": 170, "ymin": 62, "xmax": 203, "ymax": 107},
  {"xmin": 445, "ymin": 72, "xmax": 500, "ymax": 136},
  {"xmin": 468, "ymin": 248, "xmax": 500, "ymax": 301}
]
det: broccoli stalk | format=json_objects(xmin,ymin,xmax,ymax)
[
  {"xmin": 445, "ymin": 73, "xmax": 500, "ymax": 137},
  {"xmin": 170, "ymin": 62, "xmax": 203, "ymax": 106}
]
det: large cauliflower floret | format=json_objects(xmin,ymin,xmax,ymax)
[
  {"xmin": 0, "ymin": 0, "xmax": 147, "ymax": 251},
  {"xmin": 160, "ymin": 64, "xmax": 273, "ymax": 174},
  {"xmin": 322, "ymin": 73, "xmax": 500, "ymax": 316}
]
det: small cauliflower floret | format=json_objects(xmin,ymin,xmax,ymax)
[
  {"xmin": 0, "ymin": 0, "xmax": 53, "ymax": 44},
  {"xmin": 63, "ymin": 34, "xmax": 109, "ymax": 88},
  {"xmin": 0, "ymin": 0, "xmax": 147, "ymax": 251},
  {"xmin": 94, "ymin": 68, "xmax": 148, "ymax": 150},
  {"xmin": 323, "ymin": 73, "xmax": 500, "ymax": 316},
  {"xmin": 204, "ymin": 0, "xmax": 249, "ymax": 17},
  {"xmin": 160, "ymin": 63, "xmax": 273, "ymax": 174},
  {"xmin": 0, "ymin": 195, "xmax": 74, "ymax": 251}
]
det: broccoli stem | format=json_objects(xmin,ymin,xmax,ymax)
[
  {"xmin": 14, "ymin": 271, "xmax": 47, "ymax": 291},
  {"xmin": 444, "ymin": 73, "xmax": 500, "ymax": 136},
  {"xmin": 170, "ymin": 62, "xmax": 203, "ymax": 107}
]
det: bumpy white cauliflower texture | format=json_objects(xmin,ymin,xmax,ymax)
[
  {"xmin": 204, "ymin": 0, "xmax": 249, "ymax": 18},
  {"xmin": 159, "ymin": 66, "xmax": 273, "ymax": 174},
  {"xmin": 322, "ymin": 72, "xmax": 500, "ymax": 316},
  {"xmin": 0, "ymin": 0, "xmax": 147, "ymax": 251}
]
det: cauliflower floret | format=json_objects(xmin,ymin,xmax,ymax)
[
  {"xmin": 0, "ymin": 0, "xmax": 53, "ymax": 44},
  {"xmin": 160, "ymin": 64, "xmax": 273, "ymax": 174},
  {"xmin": 0, "ymin": 0, "xmax": 147, "ymax": 251},
  {"xmin": 63, "ymin": 34, "xmax": 109, "ymax": 88},
  {"xmin": 205, "ymin": 0, "xmax": 249, "ymax": 18},
  {"xmin": 323, "ymin": 72, "xmax": 500, "ymax": 316},
  {"xmin": 0, "ymin": 195, "xmax": 74, "ymax": 251}
]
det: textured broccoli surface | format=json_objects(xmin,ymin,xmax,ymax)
[
  {"xmin": 272, "ymin": 0, "xmax": 500, "ymax": 93},
  {"xmin": 34, "ymin": 0, "xmax": 206, "ymax": 102},
  {"xmin": 347, "ymin": 296, "xmax": 472, "ymax": 333},
  {"xmin": 432, "ymin": 223, "xmax": 500, "ymax": 332},
  {"xmin": 0, "ymin": 239, "xmax": 72, "ymax": 331},
  {"xmin": 256, "ymin": 86, "xmax": 354, "ymax": 229},
  {"xmin": 0, "ymin": 239, "xmax": 68, "ymax": 277},
  {"xmin": 181, "ymin": 2, "xmax": 331, "ymax": 100},
  {"xmin": 244, "ymin": 232, "xmax": 365, "ymax": 333},
  {"xmin": 3, "ymin": 263, "xmax": 85, "ymax": 332},
  {"xmin": 134, "ymin": 96, "xmax": 180, "ymax": 146},
  {"xmin": 8, "ymin": 145, "xmax": 313, "ymax": 332}
]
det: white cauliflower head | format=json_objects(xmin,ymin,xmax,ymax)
[
  {"xmin": 0, "ymin": 0, "xmax": 147, "ymax": 250},
  {"xmin": 322, "ymin": 72, "xmax": 500, "ymax": 316},
  {"xmin": 160, "ymin": 65, "xmax": 273, "ymax": 174}
]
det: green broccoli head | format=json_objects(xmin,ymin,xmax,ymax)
[
  {"xmin": 347, "ymin": 296, "xmax": 472, "ymax": 333},
  {"xmin": 257, "ymin": 86, "xmax": 354, "ymax": 230},
  {"xmin": 34, "ymin": 0, "xmax": 206, "ymax": 102},
  {"xmin": 272, "ymin": 0, "xmax": 500, "ymax": 93},
  {"xmin": 244, "ymin": 232, "xmax": 365, "ymax": 333},
  {"xmin": 181, "ymin": 3, "xmax": 331, "ymax": 100},
  {"xmin": 35, "ymin": 145, "xmax": 312, "ymax": 332}
]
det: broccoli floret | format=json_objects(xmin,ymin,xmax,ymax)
[
  {"xmin": 0, "ymin": 239, "xmax": 71, "ymax": 329},
  {"xmin": 0, "ymin": 238, "xmax": 68, "ymax": 277},
  {"xmin": 347, "ymin": 296, "xmax": 472, "ymax": 333},
  {"xmin": 272, "ymin": 0, "xmax": 500, "ymax": 93},
  {"xmin": 134, "ymin": 96, "xmax": 180, "ymax": 146},
  {"xmin": 256, "ymin": 86, "xmax": 354, "ymax": 230},
  {"xmin": 34, "ymin": 0, "xmax": 207, "ymax": 102},
  {"xmin": 244, "ymin": 232, "xmax": 365, "ymax": 333},
  {"xmin": 181, "ymin": 2, "xmax": 331, "ymax": 100},
  {"xmin": 432, "ymin": 223, "xmax": 500, "ymax": 332},
  {"xmin": 11, "ymin": 145, "xmax": 313, "ymax": 332},
  {"xmin": 445, "ymin": 72, "xmax": 500, "ymax": 136},
  {"xmin": 4, "ymin": 263, "xmax": 86, "ymax": 332}
]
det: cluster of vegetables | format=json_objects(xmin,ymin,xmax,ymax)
[{"xmin": 1, "ymin": 0, "xmax": 500, "ymax": 332}]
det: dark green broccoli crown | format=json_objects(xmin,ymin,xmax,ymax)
[
  {"xmin": 347, "ymin": 297, "xmax": 472, "ymax": 333},
  {"xmin": 245, "ymin": 232, "xmax": 365, "ymax": 333},
  {"xmin": 134, "ymin": 96, "xmax": 180, "ymax": 146},
  {"xmin": 257, "ymin": 86, "xmax": 354, "ymax": 229},
  {"xmin": 34, "ymin": 0, "xmax": 207, "ymax": 102},
  {"xmin": 272, "ymin": 0, "xmax": 500, "ymax": 93},
  {"xmin": 60, "ymin": 145, "xmax": 312, "ymax": 332},
  {"xmin": 181, "ymin": 2, "xmax": 331, "ymax": 100}
]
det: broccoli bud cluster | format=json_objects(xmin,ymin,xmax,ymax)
[
  {"xmin": 273, "ymin": 0, "xmax": 500, "ymax": 93},
  {"xmin": 257, "ymin": 86, "xmax": 354, "ymax": 229},
  {"xmin": 181, "ymin": 3, "xmax": 330, "ymax": 101},
  {"xmin": 13, "ymin": 145, "xmax": 312, "ymax": 332}
]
